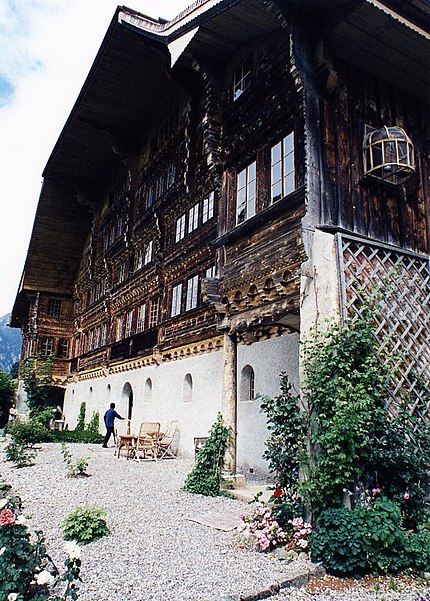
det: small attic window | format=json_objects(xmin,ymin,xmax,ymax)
[
  {"xmin": 363, "ymin": 126, "xmax": 415, "ymax": 185},
  {"xmin": 233, "ymin": 56, "xmax": 252, "ymax": 101}
]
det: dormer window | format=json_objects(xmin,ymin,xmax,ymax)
[
  {"xmin": 233, "ymin": 56, "xmax": 252, "ymax": 101},
  {"xmin": 363, "ymin": 126, "xmax": 415, "ymax": 185}
]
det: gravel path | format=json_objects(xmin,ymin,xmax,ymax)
[
  {"xmin": 2, "ymin": 443, "xmax": 427, "ymax": 601},
  {"xmin": 1, "ymin": 442, "xmax": 312, "ymax": 601}
]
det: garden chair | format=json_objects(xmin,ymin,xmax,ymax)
[
  {"xmin": 158, "ymin": 420, "xmax": 178, "ymax": 459},
  {"xmin": 135, "ymin": 422, "xmax": 160, "ymax": 462}
]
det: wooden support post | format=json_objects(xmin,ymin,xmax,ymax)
[{"xmin": 222, "ymin": 331, "xmax": 237, "ymax": 474}]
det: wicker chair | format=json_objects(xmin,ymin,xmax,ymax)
[
  {"xmin": 157, "ymin": 420, "xmax": 178, "ymax": 459},
  {"xmin": 135, "ymin": 422, "xmax": 160, "ymax": 462}
]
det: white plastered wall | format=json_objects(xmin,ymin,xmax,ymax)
[{"xmin": 63, "ymin": 332, "xmax": 299, "ymax": 476}]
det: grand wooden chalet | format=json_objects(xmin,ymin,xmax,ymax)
[{"xmin": 11, "ymin": 0, "xmax": 430, "ymax": 474}]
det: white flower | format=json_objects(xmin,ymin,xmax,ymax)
[
  {"xmin": 65, "ymin": 540, "xmax": 81, "ymax": 560},
  {"xmin": 35, "ymin": 569, "xmax": 55, "ymax": 585},
  {"xmin": 0, "ymin": 546, "xmax": 6, "ymax": 555},
  {"xmin": 7, "ymin": 593, "xmax": 18, "ymax": 601},
  {"xmin": 0, "ymin": 498, "xmax": 8, "ymax": 510},
  {"xmin": 15, "ymin": 514, "xmax": 27, "ymax": 526}
]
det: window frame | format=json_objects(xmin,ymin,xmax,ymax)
[
  {"xmin": 47, "ymin": 298, "xmax": 62, "ymax": 317},
  {"xmin": 202, "ymin": 191, "xmax": 215, "ymax": 223},
  {"xmin": 270, "ymin": 131, "xmax": 296, "ymax": 204},
  {"xmin": 175, "ymin": 214, "xmax": 186, "ymax": 243},
  {"xmin": 185, "ymin": 275, "xmax": 199, "ymax": 311},
  {"xmin": 171, "ymin": 283, "xmax": 183, "ymax": 317},
  {"xmin": 233, "ymin": 56, "xmax": 252, "ymax": 101},
  {"xmin": 236, "ymin": 161, "xmax": 257, "ymax": 225}
]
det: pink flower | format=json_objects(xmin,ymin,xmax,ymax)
[
  {"xmin": 0, "ymin": 509, "xmax": 15, "ymax": 526},
  {"xmin": 404, "ymin": 493, "xmax": 410, "ymax": 500},
  {"xmin": 372, "ymin": 488, "xmax": 381, "ymax": 495}
]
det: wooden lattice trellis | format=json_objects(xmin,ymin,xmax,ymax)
[{"xmin": 336, "ymin": 233, "xmax": 430, "ymax": 422}]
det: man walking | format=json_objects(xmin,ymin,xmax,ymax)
[{"xmin": 102, "ymin": 402, "xmax": 124, "ymax": 448}]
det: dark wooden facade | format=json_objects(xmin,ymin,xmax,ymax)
[{"xmin": 11, "ymin": 0, "xmax": 429, "ymax": 393}]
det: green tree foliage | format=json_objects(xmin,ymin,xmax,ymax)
[
  {"xmin": 20, "ymin": 353, "xmax": 54, "ymax": 413},
  {"xmin": 183, "ymin": 413, "xmax": 230, "ymax": 496}
]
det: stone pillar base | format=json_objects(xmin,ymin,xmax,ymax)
[{"xmin": 222, "ymin": 472, "xmax": 246, "ymax": 489}]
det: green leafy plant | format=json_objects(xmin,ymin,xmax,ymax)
[
  {"xmin": 260, "ymin": 374, "xmax": 307, "ymax": 522},
  {"xmin": 63, "ymin": 507, "xmax": 109, "ymax": 546},
  {"xmin": 310, "ymin": 497, "xmax": 403, "ymax": 575},
  {"xmin": 84, "ymin": 412, "xmax": 100, "ymax": 436},
  {"xmin": 183, "ymin": 413, "xmax": 230, "ymax": 496},
  {"xmin": 75, "ymin": 403, "xmax": 86, "ymax": 432},
  {"xmin": 311, "ymin": 496, "xmax": 430, "ymax": 576},
  {"xmin": 300, "ymin": 315, "xmax": 387, "ymax": 511},
  {"xmin": 61, "ymin": 443, "xmax": 89, "ymax": 478},
  {"xmin": 5, "ymin": 440, "xmax": 37, "ymax": 467}
]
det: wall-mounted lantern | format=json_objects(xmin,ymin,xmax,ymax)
[{"xmin": 363, "ymin": 126, "xmax": 415, "ymax": 185}]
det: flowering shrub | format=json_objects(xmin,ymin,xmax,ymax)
[
  {"xmin": 0, "ymin": 482, "xmax": 81, "ymax": 600},
  {"xmin": 239, "ymin": 503, "xmax": 288, "ymax": 551},
  {"xmin": 285, "ymin": 517, "xmax": 312, "ymax": 552}
]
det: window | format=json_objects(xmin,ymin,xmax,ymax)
[
  {"xmin": 167, "ymin": 163, "xmax": 176, "ymax": 188},
  {"xmin": 136, "ymin": 304, "xmax": 147, "ymax": 333},
  {"xmin": 47, "ymin": 298, "xmax": 62, "ymax": 317},
  {"xmin": 186, "ymin": 275, "xmax": 199, "ymax": 311},
  {"xmin": 271, "ymin": 132, "xmax": 295, "ymax": 203},
  {"xmin": 40, "ymin": 336, "xmax": 54, "ymax": 356},
  {"xmin": 183, "ymin": 373, "xmax": 193, "ymax": 403},
  {"xmin": 202, "ymin": 191, "xmax": 214, "ymax": 223},
  {"xmin": 101, "ymin": 323, "xmax": 108, "ymax": 346},
  {"xmin": 144, "ymin": 240, "xmax": 153, "ymax": 265},
  {"xmin": 236, "ymin": 161, "xmax": 256, "ymax": 224},
  {"xmin": 205, "ymin": 265, "xmax": 217, "ymax": 278},
  {"xmin": 135, "ymin": 248, "xmax": 143, "ymax": 271},
  {"xmin": 115, "ymin": 315, "xmax": 124, "ymax": 341},
  {"xmin": 125, "ymin": 309, "xmax": 134, "ymax": 338},
  {"xmin": 149, "ymin": 298, "xmax": 159, "ymax": 328},
  {"xmin": 119, "ymin": 262, "xmax": 126, "ymax": 283},
  {"xmin": 241, "ymin": 365, "xmax": 255, "ymax": 401},
  {"xmin": 171, "ymin": 284, "xmax": 183, "ymax": 317},
  {"xmin": 188, "ymin": 204, "xmax": 199, "ymax": 233},
  {"xmin": 175, "ymin": 214, "xmax": 186, "ymax": 242},
  {"xmin": 57, "ymin": 338, "xmax": 69, "ymax": 359},
  {"xmin": 144, "ymin": 378, "xmax": 153, "ymax": 404},
  {"xmin": 233, "ymin": 56, "xmax": 252, "ymax": 100}
]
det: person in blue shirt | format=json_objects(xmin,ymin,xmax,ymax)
[{"xmin": 102, "ymin": 403, "xmax": 124, "ymax": 448}]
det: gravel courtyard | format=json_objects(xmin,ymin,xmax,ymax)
[
  {"xmin": 1, "ymin": 443, "xmax": 427, "ymax": 601},
  {"xmin": 1, "ymin": 443, "xmax": 312, "ymax": 601}
]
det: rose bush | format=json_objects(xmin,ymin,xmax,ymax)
[{"xmin": 0, "ymin": 481, "xmax": 81, "ymax": 600}]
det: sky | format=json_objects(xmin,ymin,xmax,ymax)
[{"xmin": 0, "ymin": 0, "xmax": 192, "ymax": 318}]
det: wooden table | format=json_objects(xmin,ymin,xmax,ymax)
[{"xmin": 116, "ymin": 434, "xmax": 137, "ymax": 459}]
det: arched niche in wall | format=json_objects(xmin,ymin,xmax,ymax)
[
  {"xmin": 121, "ymin": 382, "xmax": 133, "ymax": 420},
  {"xmin": 183, "ymin": 374, "xmax": 193, "ymax": 403},
  {"xmin": 240, "ymin": 365, "xmax": 255, "ymax": 402},
  {"xmin": 144, "ymin": 378, "xmax": 152, "ymax": 404}
]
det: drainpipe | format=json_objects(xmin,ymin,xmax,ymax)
[{"xmin": 221, "ymin": 331, "xmax": 237, "ymax": 474}]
